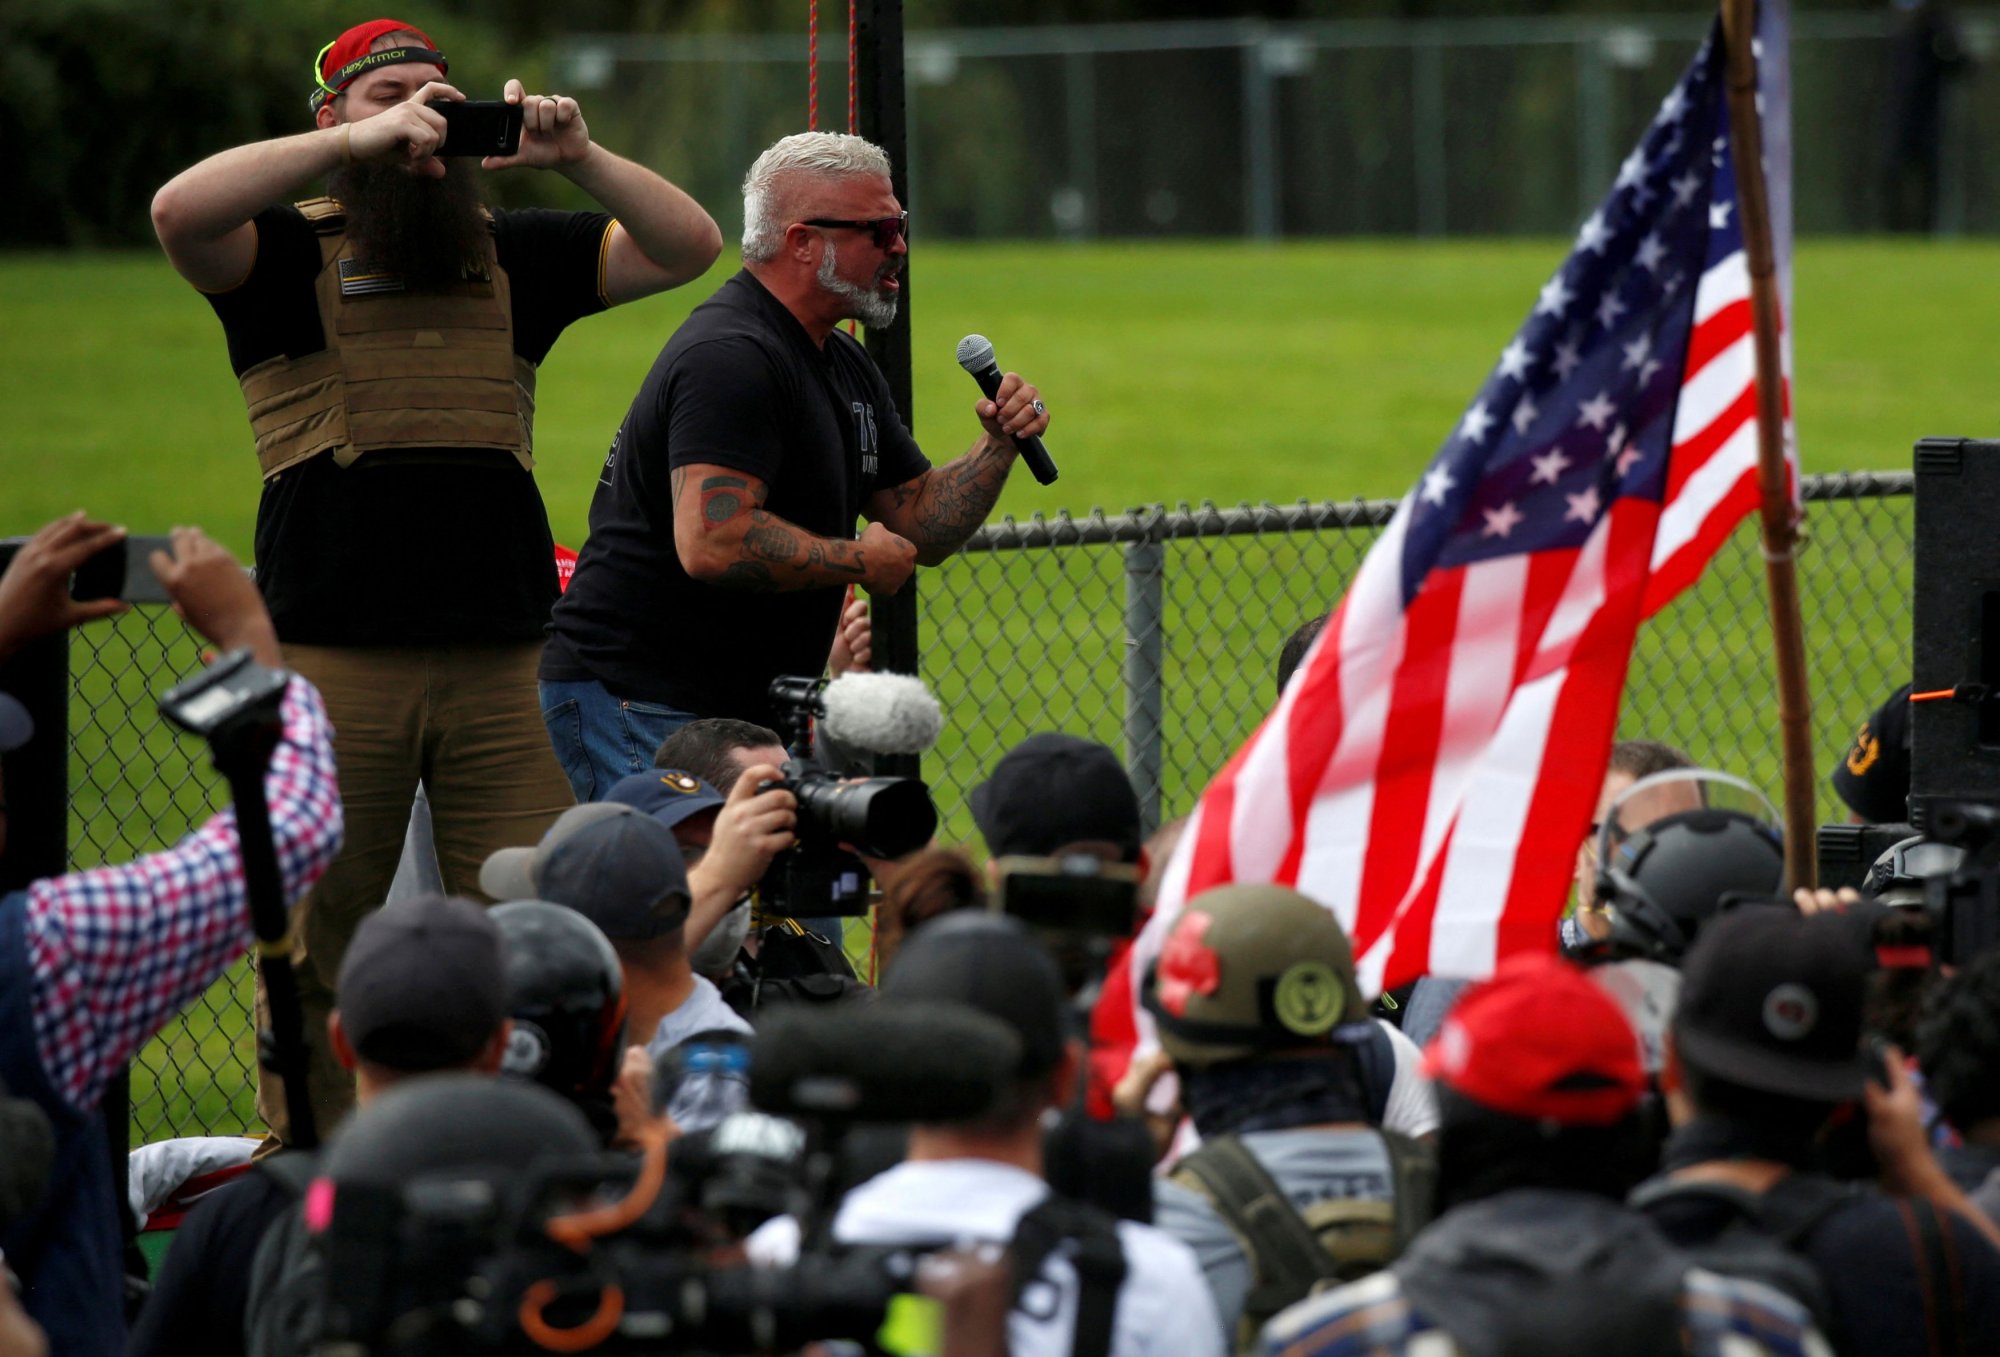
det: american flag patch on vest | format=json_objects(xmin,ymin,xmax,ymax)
[{"xmin": 338, "ymin": 258, "xmax": 405, "ymax": 296}]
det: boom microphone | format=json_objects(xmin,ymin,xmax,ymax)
[
  {"xmin": 821, "ymin": 672, "xmax": 943, "ymax": 755},
  {"xmin": 750, "ymin": 1005, "xmax": 1019, "ymax": 1124},
  {"xmin": 955, "ymin": 334, "xmax": 1059, "ymax": 486}
]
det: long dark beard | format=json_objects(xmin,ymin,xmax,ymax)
[{"xmin": 327, "ymin": 160, "xmax": 490, "ymax": 289}]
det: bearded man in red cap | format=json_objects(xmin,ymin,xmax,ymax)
[{"xmin": 150, "ymin": 19, "xmax": 722, "ymax": 1146}]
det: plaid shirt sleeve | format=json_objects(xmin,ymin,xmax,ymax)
[{"xmin": 24, "ymin": 677, "xmax": 342, "ymax": 1113}]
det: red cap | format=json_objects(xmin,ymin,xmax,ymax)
[
  {"xmin": 1422, "ymin": 952, "xmax": 1646, "ymax": 1127},
  {"xmin": 311, "ymin": 19, "xmax": 445, "ymax": 111}
]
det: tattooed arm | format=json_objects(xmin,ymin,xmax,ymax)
[
  {"xmin": 672, "ymin": 463, "xmax": 918, "ymax": 596},
  {"xmin": 865, "ymin": 372, "xmax": 1048, "ymax": 565}
]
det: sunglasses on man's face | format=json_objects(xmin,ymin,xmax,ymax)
[{"xmin": 802, "ymin": 212, "xmax": 909, "ymax": 250}]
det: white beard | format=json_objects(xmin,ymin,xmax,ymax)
[{"xmin": 817, "ymin": 237, "xmax": 899, "ymax": 330}]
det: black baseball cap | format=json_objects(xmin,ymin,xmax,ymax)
[
  {"xmin": 537, "ymin": 812, "xmax": 691, "ymax": 942},
  {"xmin": 605, "ymin": 769, "xmax": 726, "ymax": 832},
  {"xmin": 1673, "ymin": 907, "xmax": 1874, "ymax": 1102},
  {"xmin": 336, "ymin": 893, "xmax": 508, "ymax": 1072},
  {"xmin": 0, "ymin": 695, "xmax": 32, "ymax": 754},
  {"xmin": 881, "ymin": 913, "xmax": 1068, "ymax": 1080},
  {"xmin": 1831, "ymin": 683, "xmax": 1912, "ymax": 825},
  {"xmin": 969, "ymin": 733, "xmax": 1142, "ymax": 862}
]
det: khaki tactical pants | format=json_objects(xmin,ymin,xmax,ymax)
[{"xmin": 254, "ymin": 641, "xmax": 574, "ymax": 1147}]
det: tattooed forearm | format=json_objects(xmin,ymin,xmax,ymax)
[
  {"xmin": 908, "ymin": 439, "xmax": 1013, "ymax": 556},
  {"xmin": 743, "ymin": 513, "xmax": 802, "ymax": 563},
  {"xmin": 718, "ymin": 560, "xmax": 779, "ymax": 592},
  {"xmin": 699, "ymin": 475, "xmax": 753, "ymax": 529},
  {"xmin": 805, "ymin": 540, "xmax": 868, "ymax": 577}
]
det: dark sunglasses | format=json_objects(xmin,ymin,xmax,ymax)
[{"xmin": 802, "ymin": 212, "xmax": 909, "ymax": 249}]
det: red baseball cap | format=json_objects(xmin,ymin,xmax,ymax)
[
  {"xmin": 310, "ymin": 19, "xmax": 446, "ymax": 112},
  {"xmin": 1422, "ymin": 952, "xmax": 1646, "ymax": 1127}
]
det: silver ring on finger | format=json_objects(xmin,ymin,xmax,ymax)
[{"xmin": 1031, "ymin": 399, "xmax": 1047, "ymax": 416}]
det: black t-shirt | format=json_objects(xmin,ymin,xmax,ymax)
[
  {"xmin": 204, "ymin": 203, "xmax": 613, "ymax": 645},
  {"xmin": 126, "ymin": 1168, "xmax": 295, "ymax": 1357},
  {"xmin": 542, "ymin": 270, "xmax": 928, "ymax": 725}
]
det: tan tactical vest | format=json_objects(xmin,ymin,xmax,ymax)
[{"xmin": 238, "ymin": 197, "xmax": 536, "ymax": 478}]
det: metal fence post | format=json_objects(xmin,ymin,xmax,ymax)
[
  {"xmin": 1242, "ymin": 33, "xmax": 1279, "ymax": 240},
  {"xmin": 1123, "ymin": 525, "xmax": 1166, "ymax": 836},
  {"xmin": 1411, "ymin": 31, "xmax": 1447, "ymax": 238}
]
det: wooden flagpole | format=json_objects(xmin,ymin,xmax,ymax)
[{"xmin": 1721, "ymin": 0, "xmax": 1817, "ymax": 889}]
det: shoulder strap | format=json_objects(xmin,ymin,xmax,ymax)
[
  {"xmin": 1900, "ymin": 1196, "xmax": 1963, "ymax": 1356},
  {"xmin": 1010, "ymin": 1195, "xmax": 1126, "ymax": 1357},
  {"xmin": 1170, "ymin": 1134, "xmax": 1333, "ymax": 1317},
  {"xmin": 294, "ymin": 197, "xmax": 345, "ymax": 230},
  {"xmin": 1375, "ymin": 1129, "xmax": 1438, "ymax": 1254},
  {"xmin": 1628, "ymin": 1175, "xmax": 1770, "ymax": 1222},
  {"xmin": 1753, "ymin": 1174, "xmax": 1865, "ymax": 1249},
  {"xmin": 1357, "ymin": 1022, "xmax": 1396, "ymax": 1126}
]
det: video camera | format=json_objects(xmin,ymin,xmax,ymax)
[
  {"xmin": 307, "ymin": 1005, "xmax": 1021, "ymax": 1355},
  {"xmin": 758, "ymin": 676, "xmax": 939, "ymax": 917},
  {"xmin": 1908, "ymin": 799, "xmax": 2000, "ymax": 966}
]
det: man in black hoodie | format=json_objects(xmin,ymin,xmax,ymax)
[{"xmin": 1259, "ymin": 952, "xmax": 1829, "ymax": 1357}]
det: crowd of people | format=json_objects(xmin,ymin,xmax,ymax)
[{"xmin": 1, "ymin": 14, "xmax": 1997, "ymax": 1357}]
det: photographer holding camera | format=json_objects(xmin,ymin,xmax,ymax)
[
  {"xmin": 151, "ymin": 16, "xmax": 723, "ymax": 1148},
  {"xmin": 0, "ymin": 518, "xmax": 342, "ymax": 1354},
  {"xmin": 1633, "ymin": 908, "xmax": 2000, "ymax": 1353},
  {"xmin": 748, "ymin": 914, "xmax": 1222, "ymax": 1357}
]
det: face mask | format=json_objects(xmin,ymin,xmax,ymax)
[{"xmin": 690, "ymin": 899, "xmax": 753, "ymax": 976}]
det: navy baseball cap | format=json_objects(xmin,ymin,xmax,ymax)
[
  {"xmin": 537, "ymin": 813, "xmax": 692, "ymax": 942},
  {"xmin": 0, "ymin": 695, "xmax": 32, "ymax": 754},
  {"xmin": 605, "ymin": 769, "xmax": 726, "ymax": 832}
]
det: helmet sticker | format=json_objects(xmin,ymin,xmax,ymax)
[
  {"xmin": 503, "ymin": 1019, "xmax": 552, "ymax": 1077},
  {"xmin": 1274, "ymin": 960, "xmax": 1345, "ymax": 1036},
  {"xmin": 1158, "ymin": 909, "xmax": 1221, "ymax": 1018}
]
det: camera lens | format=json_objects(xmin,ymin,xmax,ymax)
[{"xmin": 796, "ymin": 776, "xmax": 937, "ymax": 859}]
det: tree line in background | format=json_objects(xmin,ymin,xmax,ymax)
[{"xmin": 0, "ymin": 0, "xmax": 1923, "ymax": 247}]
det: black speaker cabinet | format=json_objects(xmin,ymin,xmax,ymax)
[{"xmin": 1911, "ymin": 437, "xmax": 2000, "ymax": 825}]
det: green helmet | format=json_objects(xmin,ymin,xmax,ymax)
[{"xmin": 1144, "ymin": 884, "xmax": 1368, "ymax": 1067}]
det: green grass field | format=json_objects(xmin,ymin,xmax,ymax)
[
  {"xmin": 6, "ymin": 239, "xmax": 1997, "ymax": 552},
  {"xmin": 1, "ymin": 238, "xmax": 1988, "ymax": 1144}
]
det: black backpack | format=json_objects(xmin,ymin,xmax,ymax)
[{"xmin": 1627, "ymin": 1174, "xmax": 1855, "ymax": 1329}]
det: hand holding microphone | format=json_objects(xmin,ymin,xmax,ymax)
[{"xmin": 957, "ymin": 334, "xmax": 1058, "ymax": 485}]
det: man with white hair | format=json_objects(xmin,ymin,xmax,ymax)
[{"xmin": 541, "ymin": 132, "xmax": 1049, "ymax": 797}]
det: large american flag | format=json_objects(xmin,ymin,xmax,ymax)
[{"xmin": 1134, "ymin": 13, "xmax": 1795, "ymax": 1002}]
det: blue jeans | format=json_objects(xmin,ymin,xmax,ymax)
[{"xmin": 540, "ymin": 678, "xmax": 698, "ymax": 802}]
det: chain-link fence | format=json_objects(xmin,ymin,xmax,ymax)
[
  {"xmin": 557, "ymin": 11, "xmax": 2000, "ymax": 240},
  {"xmin": 95, "ymin": 472, "xmax": 1909, "ymax": 1145}
]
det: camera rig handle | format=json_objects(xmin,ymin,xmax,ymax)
[{"xmin": 160, "ymin": 650, "xmax": 320, "ymax": 1150}]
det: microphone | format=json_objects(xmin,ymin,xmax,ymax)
[
  {"xmin": 750, "ymin": 1005, "xmax": 1019, "ymax": 1123},
  {"xmin": 955, "ymin": 334, "xmax": 1058, "ymax": 486},
  {"xmin": 820, "ymin": 672, "xmax": 943, "ymax": 755}
]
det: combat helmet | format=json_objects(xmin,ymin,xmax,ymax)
[{"xmin": 1144, "ymin": 883, "xmax": 1367, "ymax": 1067}]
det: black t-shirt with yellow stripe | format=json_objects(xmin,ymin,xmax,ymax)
[{"xmin": 203, "ymin": 203, "xmax": 612, "ymax": 645}]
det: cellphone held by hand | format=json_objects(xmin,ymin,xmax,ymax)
[
  {"xmin": 435, "ymin": 100, "xmax": 524, "ymax": 158},
  {"xmin": 70, "ymin": 540, "xmax": 126, "ymax": 603}
]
